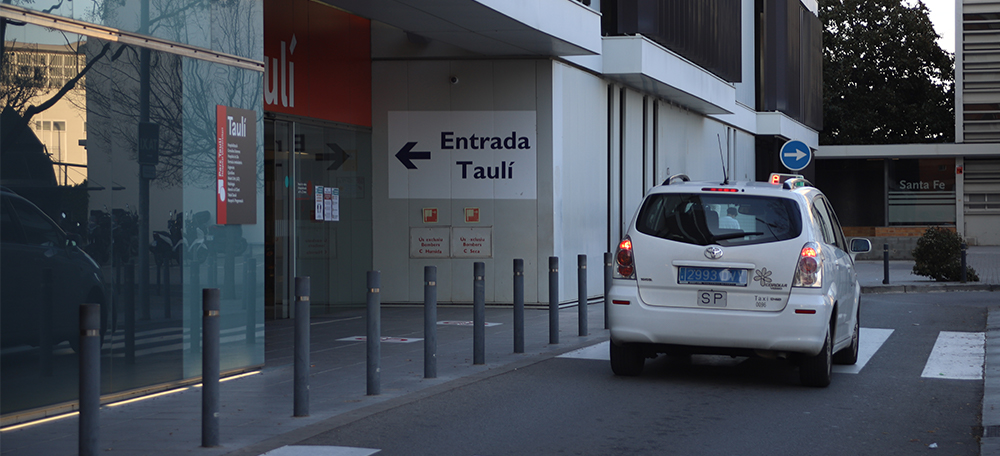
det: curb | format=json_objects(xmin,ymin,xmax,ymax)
[{"xmin": 862, "ymin": 284, "xmax": 998, "ymax": 294}]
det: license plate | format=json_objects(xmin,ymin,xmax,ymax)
[
  {"xmin": 697, "ymin": 290, "xmax": 727, "ymax": 307},
  {"xmin": 677, "ymin": 267, "xmax": 748, "ymax": 286}
]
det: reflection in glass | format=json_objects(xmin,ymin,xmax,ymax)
[{"xmin": 1, "ymin": 20, "xmax": 263, "ymax": 417}]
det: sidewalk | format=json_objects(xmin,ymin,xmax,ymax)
[
  {"xmin": 856, "ymin": 245, "xmax": 1000, "ymax": 293},
  {"xmin": 2, "ymin": 247, "xmax": 998, "ymax": 456},
  {"xmin": 0, "ymin": 304, "xmax": 611, "ymax": 456}
]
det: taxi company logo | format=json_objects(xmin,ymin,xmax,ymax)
[
  {"xmin": 753, "ymin": 268, "xmax": 773, "ymax": 285},
  {"xmin": 704, "ymin": 246, "xmax": 724, "ymax": 260}
]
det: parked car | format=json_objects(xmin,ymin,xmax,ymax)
[
  {"xmin": 1, "ymin": 188, "xmax": 107, "ymax": 353},
  {"xmin": 607, "ymin": 174, "xmax": 871, "ymax": 387}
]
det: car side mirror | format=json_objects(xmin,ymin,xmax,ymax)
[{"xmin": 850, "ymin": 238, "xmax": 871, "ymax": 254}]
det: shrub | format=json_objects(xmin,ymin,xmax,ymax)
[{"xmin": 911, "ymin": 227, "xmax": 979, "ymax": 282}]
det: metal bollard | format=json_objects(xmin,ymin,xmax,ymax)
[
  {"xmin": 513, "ymin": 259, "xmax": 525, "ymax": 354},
  {"xmin": 294, "ymin": 277, "xmax": 310, "ymax": 417},
  {"xmin": 882, "ymin": 243, "xmax": 890, "ymax": 285},
  {"xmin": 79, "ymin": 303, "xmax": 101, "ymax": 456},
  {"xmin": 126, "ymin": 263, "xmax": 136, "ymax": 364},
  {"xmin": 961, "ymin": 243, "xmax": 968, "ymax": 283},
  {"xmin": 367, "ymin": 271, "xmax": 381, "ymax": 396},
  {"xmin": 474, "ymin": 262, "xmax": 486, "ymax": 365},
  {"xmin": 578, "ymin": 254, "xmax": 588, "ymax": 337},
  {"xmin": 549, "ymin": 256, "xmax": 559, "ymax": 344},
  {"xmin": 245, "ymin": 258, "xmax": 256, "ymax": 344},
  {"xmin": 201, "ymin": 288, "xmax": 220, "ymax": 448},
  {"xmin": 424, "ymin": 266, "xmax": 437, "ymax": 379},
  {"xmin": 164, "ymin": 264, "xmax": 171, "ymax": 319},
  {"xmin": 604, "ymin": 252, "xmax": 612, "ymax": 330}
]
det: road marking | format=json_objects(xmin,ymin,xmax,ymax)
[
  {"xmin": 260, "ymin": 445, "xmax": 380, "ymax": 456},
  {"xmin": 559, "ymin": 341, "xmax": 610, "ymax": 360},
  {"xmin": 832, "ymin": 328, "xmax": 894, "ymax": 374},
  {"xmin": 921, "ymin": 331, "xmax": 985, "ymax": 380},
  {"xmin": 336, "ymin": 336, "xmax": 423, "ymax": 343},
  {"xmin": 438, "ymin": 321, "xmax": 502, "ymax": 327},
  {"xmin": 562, "ymin": 328, "xmax": 895, "ymax": 376}
]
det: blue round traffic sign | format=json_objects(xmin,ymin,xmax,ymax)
[{"xmin": 779, "ymin": 140, "xmax": 812, "ymax": 171}]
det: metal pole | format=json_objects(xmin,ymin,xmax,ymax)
[
  {"xmin": 424, "ymin": 266, "xmax": 437, "ymax": 379},
  {"xmin": 513, "ymin": 259, "xmax": 524, "ymax": 354},
  {"xmin": 163, "ymin": 263, "xmax": 171, "ymax": 319},
  {"xmin": 882, "ymin": 243, "xmax": 890, "ymax": 285},
  {"xmin": 549, "ymin": 256, "xmax": 559, "ymax": 345},
  {"xmin": 201, "ymin": 288, "xmax": 220, "ymax": 448},
  {"xmin": 473, "ymin": 262, "xmax": 486, "ymax": 365},
  {"xmin": 604, "ymin": 252, "xmax": 612, "ymax": 330},
  {"xmin": 961, "ymin": 243, "xmax": 968, "ymax": 283},
  {"xmin": 294, "ymin": 277, "xmax": 310, "ymax": 417},
  {"xmin": 578, "ymin": 254, "xmax": 587, "ymax": 337},
  {"xmin": 79, "ymin": 303, "xmax": 101, "ymax": 456},
  {"xmin": 367, "ymin": 271, "xmax": 381, "ymax": 396}
]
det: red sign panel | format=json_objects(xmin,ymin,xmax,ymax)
[{"xmin": 264, "ymin": 0, "xmax": 371, "ymax": 127}]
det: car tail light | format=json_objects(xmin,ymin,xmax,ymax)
[
  {"xmin": 793, "ymin": 242, "xmax": 822, "ymax": 288},
  {"xmin": 614, "ymin": 236, "xmax": 635, "ymax": 279}
]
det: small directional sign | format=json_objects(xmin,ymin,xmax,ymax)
[
  {"xmin": 395, "ymin": 141, "xmax": 431, "ymax": 169},
  {"xmin": 779, "ymin": 140, "xmax": 812, "ymax": 171}
]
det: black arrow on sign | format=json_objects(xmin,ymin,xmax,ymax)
[
  {"xmin": 395, "ymin": 142, "xmax": 430, "ymax": 170},
  {"xmin": 324, "ymin": 143, "xmax": 350, "ymax": 170}
]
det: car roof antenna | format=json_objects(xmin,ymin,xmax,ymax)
[{"xmin": 717, "ymin": 134, "xmax": 729, "ymax": 185}]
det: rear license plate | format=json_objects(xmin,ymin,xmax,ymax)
[
  {"xmin": 697, "ymin": 290, "xmax": 727, "ymax": 307},
  {"xmin": 677, "ymin": 267, "xmax": 748, "ymax": 286}
]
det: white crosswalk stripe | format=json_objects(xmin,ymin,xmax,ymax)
[
  {"xmin": 260, "ymin": 445, "xmax": 380, "ymax": 456},
  {"xmin": 921, "ymin": 331, "xmax": 985, "ymax": 380},
  {"xmin": 560, "ymin": 328, "xmax": 985, "ymax": 381}
]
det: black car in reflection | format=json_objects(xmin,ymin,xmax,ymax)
[{"xmin": 1, "ymin": 188, "xmax": 107, "ymax": 352}]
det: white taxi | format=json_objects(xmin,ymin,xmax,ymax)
[{"xmin": 607, "ymin": 174, "xmax": 871, "ymax": 387}]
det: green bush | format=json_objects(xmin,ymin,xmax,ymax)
[{"xmin": 911, "ymin": 227, "xmax": 979, "ymax": 282}]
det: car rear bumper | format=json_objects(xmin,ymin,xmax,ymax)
[{"xmin": 608, "ymin": 282, "xmax": 832, "ymax": 356}]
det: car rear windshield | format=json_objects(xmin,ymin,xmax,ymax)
[{"xmin": 635, "ymin": 193, "xmax": 802, "ymax": 246}]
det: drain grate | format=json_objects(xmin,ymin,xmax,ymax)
[{"xmin": 985, "ymin": 425, "xmax": 1000, "ymax": 438}]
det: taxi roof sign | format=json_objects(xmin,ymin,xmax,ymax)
[{"xmin": 769, "ymin": 173, "xmax": 803, "ymax": 185}]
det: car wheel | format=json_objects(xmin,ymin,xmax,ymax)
[
  {"xmin": 800, "ymin": 328, "xmax": 832, "ymax": 387},
  {"xmin": 610, "ymin": 341, "xmax": 645, "ymax": 376},
  {"xmin": 833, "ymin": 306, "xmax": 860, "ymax": 365}
]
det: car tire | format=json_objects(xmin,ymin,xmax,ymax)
[
  {"xmin": 800, "ymin": 328, "xmax": 832, "ymax": 387},
  {"xmin": 610, "ymin": 341, "xmax": 645, "ymax": 376},
  {"xmin": 833, "ymin": 306, "xmax": 860, "ymax": 366}
]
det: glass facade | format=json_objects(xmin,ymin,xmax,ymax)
[
  {"xmin": 887, "ymin": 158, "xmax": 956, "ymax": 225},
  {"xmin": 1, "ymin": 2, "xmax": 263, "ymax": 417}
]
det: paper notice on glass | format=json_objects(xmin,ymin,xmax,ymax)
[
  {"xmin": 323, "ymin": 187, "xmax": 333, "ymax": 221},
  {"xmin": 331, "ymin": 188, "xmax": 340, "ymax": 221},
  {"xmin": 314, "ymin": 185, "xmax": 324, "ymax": 221}
]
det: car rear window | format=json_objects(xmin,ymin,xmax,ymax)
[{"xmin": 635, "ymin": 193, "xmax": 802, "ymax": 246}]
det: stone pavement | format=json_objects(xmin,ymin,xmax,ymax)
[{"xmin": 1, "ymin": 246, "xmax": 997, "ymax": 456}]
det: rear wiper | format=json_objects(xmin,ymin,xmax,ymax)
[{"xmin": 711, "ymin": 231, "xmax": 763, "ymax": 242}]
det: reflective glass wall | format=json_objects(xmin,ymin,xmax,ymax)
[{"xmin": 1, "ymin": 2, "xmax": 263, "ymax": 418}]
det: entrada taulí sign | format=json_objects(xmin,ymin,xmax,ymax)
[{"xmin": 388, "ymin": 111, "xmax": 537, "ymax": 200}]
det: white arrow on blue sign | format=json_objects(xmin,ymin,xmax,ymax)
[{"xmin": 779, "ymin": 139, "xmax": 812, "ymax": 171}]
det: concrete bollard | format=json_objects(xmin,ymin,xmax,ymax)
[
  {"xmin": 604, "ymin": 252, "xmax": 612, "ymax": 330},
  {"xmin": 474, "ymin": 262, "xmax": 486, "ymax": 365},
  {"xmin": 367, "ymin": 271, "xmax": 381, "ymax": 396},
  {"xmin": 424, "ymin": 266, "xmax": 437, "ymax": 379},
  {"xmin": 79, "ymin": 303, "xmax": 101, "ymax": 456},
  {"xmin": 549, "ymin": 256, "xmax": 559, "ymax": 345},
  {"xmin": 513, "ymin": 259, "xmax": 524, "ymax": 354},
  {"xmin": 294, "ymin": 277, "xmax": 310, "ymax": 417},
  {"xmin": 578, "ymin": 254, "xmax": 587, "ymax": 337},
  {"xmin": 201, "ymin": 288, "xmax": 220, "ymax": 448}
]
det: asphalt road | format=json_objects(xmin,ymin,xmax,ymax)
[{"xmin": 290, "ymin": 291, "xmax": 993, "ymax": 456}]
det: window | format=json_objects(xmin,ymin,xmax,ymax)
[
  {"xmin": 636, "ymin": 193, "xmax": 802, "ymax": 246},
  {"xmin": 967, "ymin": 193, "xmax": 1000, "ymax": 210}
]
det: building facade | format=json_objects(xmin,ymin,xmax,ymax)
[
  {"xmin": 1, "ymin": 0, "xmax": 821, "ymax": 421},
  {"xmin": 815, "ymin": 0, "xmax": 1000, "ymax": 250}
]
